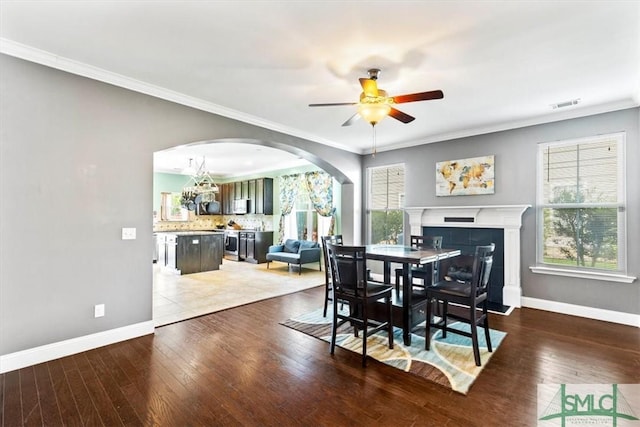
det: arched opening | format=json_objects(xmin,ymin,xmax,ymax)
[{"xmin": 152, "ymin": 138, "xmax": 352, "ymax": 326}]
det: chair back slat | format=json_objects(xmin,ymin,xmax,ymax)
[
  {"xmin": 471, "ymin": 243, "xmax": 496, "ymax": 296},
  {"xmin": 326, "ymin": 243, "xmax": 369, "ymax": 297},
  {"xmin": 321, "ymin": 235, "xmax": 343, "ymax": 284}
]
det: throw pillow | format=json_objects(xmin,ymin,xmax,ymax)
[
  {"xmin": 284, "ymin": 239, "xmax": 300, "ymax": 253},
  {"xmin": 298, "ymin": 240, "xmax": 318, "ymax": 252}
]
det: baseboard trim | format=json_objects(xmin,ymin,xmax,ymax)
[
  {"xmin": 0, "ymin": 321, "xmax": 155, "ymax": 374},
  {"xmin": 521, "ymin": 297, "xmax": 640, "ymax": 327}
]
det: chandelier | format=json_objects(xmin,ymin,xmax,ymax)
[{"xmin": 181, "ymin": 157, "xmax": 219, "ymax": 209}]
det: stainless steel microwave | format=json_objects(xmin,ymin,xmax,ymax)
[{"xmin": 233, "ymin": 199, "xmax": 249, "ymax": 214}]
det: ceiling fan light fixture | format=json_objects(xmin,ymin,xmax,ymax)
[{"xmin": 358, "ymin": 102, "xmax": 391, "ymax": 125}]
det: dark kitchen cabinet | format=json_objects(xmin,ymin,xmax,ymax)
[
  {"xmin": 163, "ymin": 232, "xmax": 223, "ymax": 275},
  {"xmin": 256, "ymin": 178, "xmax": 273, "ymax": 215},
  {"xmin": 241, "ymin": 181, "xmax": 249, "ymax": 199},
  {"xmin": 223, "ymin": 183, "xmax": 235, "ymax": 214},
  {"xmin": 221, "ymin": 177, "xmax": 272, "ymax": 215},
  {"xmin": 248, "ymin": 180, "xmax": 257, "ymax": 214},
  {"xmin": 244, "ymin": 178, "xmax": 273, "ymax": 215},
  {"xmin": 200, "ymin": 234, "xmax": 223, "ymax": 271},
  {"xmin": 177, "ymin": 235, "xmax": 201, "ymax": 275},
  {"xmin": 244, "ymin": 231, "xmax": 273, "ymax": 264},
  {"xmin": 239, "ymin": 232, "xmax": 248, "ymax": 260}
]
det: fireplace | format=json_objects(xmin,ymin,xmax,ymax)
[
  {"xmin": 405, "ymin": 205, "xmax": 530, "ymax": 308},
  {"xmin": 423, "ymin": 226, "xmax": 504, "ymax": 306}
]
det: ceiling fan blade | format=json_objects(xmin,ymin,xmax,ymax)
[
  {"xmin": 389, "ymin": 107, "xmax": 415, "ymax": 124},
  {"xmin": 341, "ymin": 113, "xmax": 361, "ymax": 127},
  {"xmin": 359, "ymin": 78, "xmax": 379, "ymax": 97},
  {"xmin": 393, "ymin": 90, "xmax": 444, "ymax": 104},
  {"xmin": 309, "ymin": 102, "xmax": 357, "ymax": 107}
]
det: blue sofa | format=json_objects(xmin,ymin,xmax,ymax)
[{"xmin": 266, "ymin": 239, "xmax": 322, "ymax": 275}]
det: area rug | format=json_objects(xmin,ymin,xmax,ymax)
[{"xmin": 281, "ymin": 306, "xmax": 507, "ymax": 394}]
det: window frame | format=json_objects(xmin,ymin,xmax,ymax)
[
  {"xmin": 366, "ymin": 163, "xmax": 405, "ymax": 245},
  {"xmin": 532, "ymin": 132, "xmax": 635, "ymax": 282}
]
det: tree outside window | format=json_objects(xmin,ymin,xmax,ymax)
[
  {"xmin": 538, "ymin": 133, "xmax": 626, "ymax": 272},
  {"xmin": 368, "ymin": 165, "xmax": 405, "ymax": 244}
]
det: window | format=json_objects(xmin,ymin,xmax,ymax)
[
  {"xmin": 536, "ymin": 132, "xmax": 626, "ymax": 274},
  {"xmin": 367, "ymin": 164, "xmax": 405, "ymax": 244},
  {"xmin": 161, "ymin": 192, "xmax": 189, "ymax": 221},
  {"xmin": 283, "ymin": 178, "xmax": 332, "ymax": 242}
]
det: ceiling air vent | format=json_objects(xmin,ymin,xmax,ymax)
[{"xmin": 551, "ymin": 98, "xmax": 580, "ymax": 109}]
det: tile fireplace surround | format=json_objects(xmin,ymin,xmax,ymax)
[{"xmin": 405, "ymin": 205, "xmax": 530, "ymax": 308}]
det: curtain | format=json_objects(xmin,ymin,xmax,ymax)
[
  {"xmin": 304, "ymin": 171, "xmax": 336, "ymax": 235},
  {"xmin": 278, "ymin": 174, "xmax": 300, "ymax": 243}
]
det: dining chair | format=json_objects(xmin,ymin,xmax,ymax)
[
  {"xmin": 321, "ymin": 235, "xmax": 343, "ymax": 317},
  {"xmin": 425, "ymin": 243, "xmax": 495, "ymax": 366},
  {"xmin": 395, "ymin": 235, "xmax": 443, "ymax": 293},
  {"xmin": 325, "ymin": 242, "xmax": 394, "ymax": 367}
]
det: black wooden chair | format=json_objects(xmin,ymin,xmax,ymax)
[
  {"xmin": 425, "ymin": 243, "xmax": 495, "ymax": 366},
  {"xmin": 321, "ymin": 235, "xmax": 343, "ymax": 317},
  {"xmin": 325, "ymin": 243, "xmax": 394, "ymax": 367},
  {"xmin": 395, "ymin": 235, "xmax": 443, "ymax": 293}
]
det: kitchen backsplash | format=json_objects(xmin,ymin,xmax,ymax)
[{"xmin": 154, "ymin": 215, "xmax": 274, "ymax": 232}]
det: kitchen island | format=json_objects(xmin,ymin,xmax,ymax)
[{"xmin": 156, "ymin": 231, "xmax": 224, "ymax": 275}]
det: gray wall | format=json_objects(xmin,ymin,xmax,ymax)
[
  {"xmin": 363, "ymin": 108, "xmax": 639, "ymax": 315},
  {"xmin": 0, "ymin": 54, "xmax": 361, "ymax": 355}
]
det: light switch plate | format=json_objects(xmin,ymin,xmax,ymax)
[
  {"xmin": 94, "ymin": 304, "xmax": 105, "ymax": 318},
  {"xmin": 122, "ymin": 227, "xmax": 136, "ymax": 240}
]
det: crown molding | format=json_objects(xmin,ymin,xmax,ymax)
[
  {"xmin": 378, "ymin": 99, "xmax": 640, "ymax": 153},
  {"xmin": 0, "ymin": 38, "xmax": 359, "ymax": 154}
]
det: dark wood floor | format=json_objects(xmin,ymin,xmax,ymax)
[{"xmin": 2, "ymin": 286, "xmax": 639, "ymax": 427}]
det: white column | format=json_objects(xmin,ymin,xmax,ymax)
[
  {"xmin": 405, "ymin": 208, "xmax": 425, "ymax": 237},
  {"xmin": 503, "ymin": 227, "xmax": 523, "ymax": 307}
]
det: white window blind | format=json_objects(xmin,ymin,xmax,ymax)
[
  {"xmin": 367, "ymin": 164, "xmax": 405, "ymax": 244},
  {"xmin": 537, "ymin": 132, "xmax": 626, "ymax": 273}
]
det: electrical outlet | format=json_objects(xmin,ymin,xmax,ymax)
[
  {"xmin": 94, "ymin": 304, "xmax": 105, "ymax": 318},
  {"xmin": 122, "ymin": 227, "xmax": 136, "ymax": 240}
]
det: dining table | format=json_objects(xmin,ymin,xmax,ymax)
[{"xmin": 365, "ymin": 244, "xmax": 461, "ymax": 345}]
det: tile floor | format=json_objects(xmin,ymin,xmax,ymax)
[{"xmin": 153, "ymin": 260, "xmax": 325, "ymax": 327}]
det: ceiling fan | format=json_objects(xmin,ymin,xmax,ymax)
[{"xmin": 308, "ymin": 68, "xmax": 444, "ymax": 127}]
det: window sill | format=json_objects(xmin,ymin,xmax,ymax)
[{"xmin": 529, "ymin": 266, "xmax": 637, "ymax": 283}]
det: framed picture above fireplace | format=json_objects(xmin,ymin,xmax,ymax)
[{"xmin": 436, "ymin": 155, "xmax": 495, "ymax": 196}]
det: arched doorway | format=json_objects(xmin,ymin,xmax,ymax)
[{"xmin": 152, "ymin": 138, "xmax": 352, "ymax": 326}]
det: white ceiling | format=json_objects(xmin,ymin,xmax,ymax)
[{"xmin": 1, "ymin": 1, "xmax": 639, "ymax": 177}]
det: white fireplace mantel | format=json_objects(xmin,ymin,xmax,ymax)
[{"xmin": 405, "ymin": 205, "xmax": 530, "ymax": 308}]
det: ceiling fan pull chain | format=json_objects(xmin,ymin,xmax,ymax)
[{"xmin": 372, "ymin": 124, "xmax": 377, "ymax": 157}]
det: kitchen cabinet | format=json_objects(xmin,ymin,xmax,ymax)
[
  {"xmin": 222, "ymin": 183, "xmax": 234, "ymax": 215},
  {"xmin": 220, "ymin": 177, "xmax": 273, "ymax": 215},
  {"xmin": 166, "ymin": 234, "xmax": 178, "ymax": 270},
  {"xmin": 242, "ymin": 231, "xmax": 273, "ymax": 264},
  {"xmin": 248, "ymin": 180, "xmax": 256, "ymax": 213},
  {"xmin": 239, "ymin": 232, "xmax": 248, "ymax": 260},
  {"xmin": 156, "ymin": 233, "xmax": 167, "ymax": 266},
  {"xmin": 241, "ymin": 181, "xmax": 249, "ymax": 199},
  {"xmin": 255, "ymin": 178, "xmax": 273, "ymax": 215},
  {"xmin": 162, "ymin": 232, "xmax": 223, "ymax": 275}
]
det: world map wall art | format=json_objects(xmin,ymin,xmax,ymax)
[{"xmin": 436, "ymin": 155, "xmax": 495, "ymax": 196}]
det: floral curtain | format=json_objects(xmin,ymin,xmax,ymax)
[
  {"xmin": 278, "ymin": 174, "xmax": 300, "ymax": 243},
  {"xmin": 304, "ymin": 171, "xmax": 336, "ymax": 235}
]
